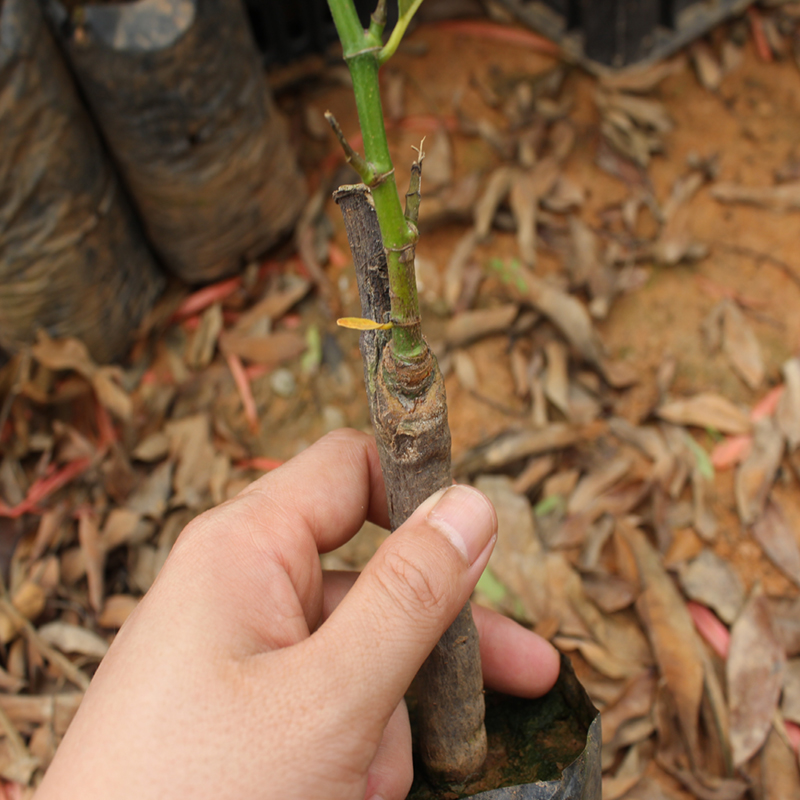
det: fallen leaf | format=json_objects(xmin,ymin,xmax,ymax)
[
  {"xmin": 474, "ymin": 166, "xmax": 515, "ymax": 239},
  {"xmin": 511, "ymin": 455, "xmax": 555, "ymax": 494},
  {"xmin": 711, "ymin": 180, "xmax": 800, "ymax": 211},
  {"xmin": 568, "ymin": 455, "xmax": 632, "ymax": 515},
  {"xmin": 691, "ymin": 41, "xmax": 723, "ymax": 91},
  {"xmin": 37, "ymin": 622, "xmax": 108, "ymax": 659},
  {"xmin": 622, "ymin": 524, "xmax": 706, "ymax": 759},
  {"xmin": 452, "ymin": 350, "xmax": 478, "ymax": 392},
  {"xmin": 218, "ymin": 330, "xmax": 306, "ymax": 366},
  {"xmin": 543, "ymin": 340, "xmax": 569, "ymax": 416},
  {"xmin": 97, "ymin": 595, "xmax": 139, "ymax": 629},
  {"xmin": 165, "ymin": 414, "xmax": 216, "ymax": 509},
  {"xmin": 77, "ymin": 510, "xmax": 104, "ymax": 612},
  {"xmin": 455, "ymin": 424, "xmax": 582, "ymax": 473},
  {"xmin": 727, "ymin": 586, "xmax": 786, "ymax": 767},
  {"xmin": 781, "ymin": 658, "xmax": 800, "ymax": 725},
  {"xmin": 581, "ymin": 571, "xmax": 636, "ymax": 613},
  {"xmin": 761, "ymin": 726, "xmax": 800, "ymax": 800},
  {"xmin": 185, "ymin": 302, "xmax": 223, "ymax": 370},
  {"xmin": 600, "ymin": 670, "xmax": 657, "ymax": 745},
  {"xmin": 751, "ymin": 498, "xmax": 800, "ymax": 587},
  {"xmin": 444, "ymin": 304, "xmax": 517, "ymax": 348},
  {"xmin": 720, "ymin": 300, "xmax": 764, "ymax": 389},
  {"xmin": 475, "ymin": 475, "xmax": 547, "ymax": 625},
  {"xmin": 777, "ymin": 357, "xmax": 800, "ymax": 449},
  {"xmin": 678, "ymin": 549, "xmax": 744, "ymax": 624},
  {"xmin": 126, "ymin": 461, "xmax": 173, "ymax": 518},
  {"xmin": 657, "ymin": 393, "xmax": 752, "ymax": 435},
  {"xmin": 31, "ymin": 332, "xmax": 132, "ymax": 420},
  {"xmin": 735, "ymin": 418, "xmax": 784, "ymax": 526},
  {"xmin": 599, "ymin": 55, "xmax": 686, "ymax": 93}
]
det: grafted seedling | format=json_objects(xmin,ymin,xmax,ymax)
[{"xmin": 326, "ymin": 0, "xmax": 488, "ymax": 783}]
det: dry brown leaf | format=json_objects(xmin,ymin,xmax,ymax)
[
  {"xmin": 720, "ymin": 300, "xmax": 764, "ymax": 390},
  {"xmin": 98, "ymin": 595, "xmax": 139, "ymax": 629},
  {"xmin": 543, "ymin": 340, "xmax": 569, "ymax": 416},
  {"xmin": 455, "ymin": 423, "xmax": 582, "ymax": 473},
  {"xmin": 777, "ymin": 357, "xmax": 800, "ymax": 449},
  {"xmin": 599, "ymin": 55, "xmax": 686, "ymax": 93},
  {"xmin": 474, "ymin": 166, "xmax": 515, "ymax": 239},
  {"xmin": 101, "ymin": 508, "xmax": 147, "ymax": 551},
  {"xmin": 511, "ymin": 455, "xmax": 555, "ymax": 494},
  {"xmin": 600, "ymin": 91, "xmax": 674, "ymax": 134},
  {"xmin": 509, "ymin": 171, "xmax": 538, "ymax": 267},
  {"xmin": 711, "ymin": 180, "xmax": 800, "ymax": 211},
  {"xmin": 78, "ymin": 510, "xmax": 104, "ymax": 613},
  {"xmin": 751, "ymin": 498, "xmax": 800, "ymax": 587},
  {"xmin": 781, "ymin": 658, "xmax": 800, "ymax": 724},
  {"xmin": 678, "ymin": 549, "xmax": 744, "ymax": 625},
  {"xmin": 233, "ymin": 278, "xmax": 311, "ymax": 335},
  {"xmin": 132, "ymin": 431, "xmax": 170, "ymax": 462},
  {"xmin": 568, "ymin": 456, "xmax": 632, "ymax": 515},
  {"xmin": 761, "ymin": 726, "xmax": 800, "ymax": 800},
  {"xmin": 422, "ymin": 128, "xmax": 453, "ymax": 192},
  {"xmin": 691, "ymin": 41, "xmax": 723, "ymax": 91},
  {"xmin": 769, "ymin": 596, "xmax": 800, "ymax": 657},
  {"xmin": 622, "ymin": 524, "xmax": 706, "ymax": 759},
  {"xmin": 582, "ymin": 571, "xmax": 636, "ymax": 613},
  {"xmin": 601, "ymin": 670, "xmax": 657, "ymax": 745},
  {"xmin": 165, "ymin": 414, "xmax": 216, "ymax": 509},
  {"xmin": 218, "ymin": 330, "xmax": 306, "ymax": 366},
  {"xmin": 444, "ymin": 304, "xmax": 517, "ymax": 348},
  {"xmin": 126, "ymin": 460, "xmax": 174, "ymax": 518},
  {"xmin": 453, "ymin": 350, "xmax": 478, "ymax": 393},
  {"xmin": 657, "ymin": 393, "xmax": 751, "ymax": 435},
  {"xmin": 475, "ymin": 475, "xmax": 547, "ymax": 625},
  {"xmin": 727, "ymin": 586, "xmax": 786, "ymax": 767},
  {"xmin": 31, "ymin": 332, "xmax": 132, "ymax": 420},
  {"xmin": 554, "ymin": 636, "xmax": 639, "ymax": 680},
  {"xmin": 0, "ymin": 693, "xmax": 82, "ymax": 738},
  {"xmin": 543, "ymin": 175, "xmax": 584, "ymax": 212},
  {"xmin": 37, "ymin": 621, "xmax": 108, "ymax": 659},
  {"xmin": 735, "ymin": 418, "xmax": 784, "ymax": 526},
  {"xmin": 519, "ymin": 267, "xmax": 607, "ymax": 373},
  {"xmin": 443, "ymin": 229, "xmax": 480, "ymax": 310},
  {"xmin": 185, "ymin": 302, "xmax": 223, "ymax": 370}
]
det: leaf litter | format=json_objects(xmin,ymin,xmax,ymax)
[{"xmin": 3, "ymin": 7, "xmax": 800, "ymax": 797}]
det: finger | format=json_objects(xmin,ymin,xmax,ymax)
[
  {"xmin": 160, "ymin": 429, "xmax": 389, "ymax": 651},
  {"xmin": 363, "ymin": 701, "xmax": 413, "ymax": 800},
  {"xmin": 318, "ymin": 484, "xmax": 497, "ymax": 730},
  {"xmin": 472, "ymin": 605, "xmax": 560, "ymax": 698},
  {"xmin": 231, "ymin": 427, "xmax": 390, "ymax": 545},
  {"xmin": 322, "ymin": 572, "xmax": 560, "ymax": 697}
]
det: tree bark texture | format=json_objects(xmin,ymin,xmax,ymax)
[
  {"xmin": 334, "ymin": 185, "xmax": 487, "ymax": 784},
  {"xmin": 0, "ymin": 0, "xmax": 163, "ymax": 363},
  {"xmin": 47, "ymin": 0, "xmax": 306, "ymax": 283}
]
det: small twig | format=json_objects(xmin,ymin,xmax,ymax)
[
  {"xmin": 324, "ymin": 112, "xmax": 374, "ymax": 184},
  {"xmin": 404, "ymin": 139, "xmax": 425, "ymax": 227},
  {"xmin": 0, "ymin": 600, "xmax": 91, "ymax": 691}
]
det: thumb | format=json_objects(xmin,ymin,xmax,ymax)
[{"xmin": 318, "ymin": 484, "xmax": 497, "ymax": 727}]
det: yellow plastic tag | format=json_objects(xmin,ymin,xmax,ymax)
[{"xmin": 336, "ymin": 317, "xmax": 393, "ymax": 331}]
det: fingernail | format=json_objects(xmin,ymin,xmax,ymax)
[{"xmin": 426, "ymin": 485, "xmax": 497, "ymax": 566}]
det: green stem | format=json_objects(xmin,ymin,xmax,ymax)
[{"xmin": 327, "ymin": 0, "xmax": 424, "ymax": 362}]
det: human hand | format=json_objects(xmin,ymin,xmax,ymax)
[{"xmin": 37, "ymin": 429, "xmax": 559, "ymax": 800}]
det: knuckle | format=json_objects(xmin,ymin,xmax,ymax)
[{"xmin": 379, "ymin": 546, "xmax": 447, "ymax": 619}]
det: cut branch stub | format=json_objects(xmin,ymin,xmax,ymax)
[{"xmin": 334, "ymin": 184, "xmax": 487, "ymax": 784}]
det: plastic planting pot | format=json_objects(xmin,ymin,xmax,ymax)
[{"xmin": 408, "ymin": 654, "xmax": 601, "ymax": 800}]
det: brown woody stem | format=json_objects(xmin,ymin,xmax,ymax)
[{"xmin": 333, "ymin": 185, "xmax": 487, "ymax": 784}]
